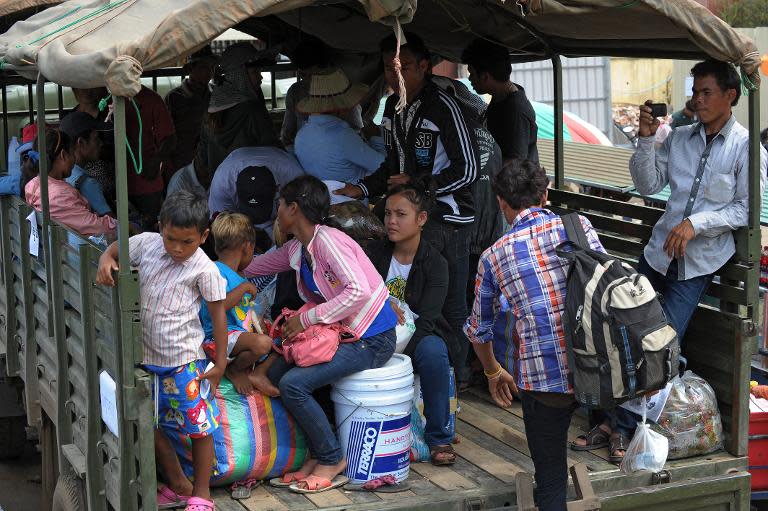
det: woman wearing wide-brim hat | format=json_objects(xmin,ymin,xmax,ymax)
[{"xmin": 293, "ymin": 68, "xmax": 385, "ymax": 196}]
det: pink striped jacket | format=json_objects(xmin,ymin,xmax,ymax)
[{"xmin": 244, "ymin": 225, "xmax": 389, "ymax": 338}]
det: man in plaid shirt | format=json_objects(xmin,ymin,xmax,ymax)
[{"xmin": 464, "ymin": 159, "xmax": 605, "ymax": 511}]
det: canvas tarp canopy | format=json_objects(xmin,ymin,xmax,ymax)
[{"xmin": 0, "ymin": 0, "xmax": 761, "ymax": 97}]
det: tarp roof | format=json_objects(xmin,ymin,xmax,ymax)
[{"xmin": 0, "ymin": 0, "xmax": 760, "ymax": 96}]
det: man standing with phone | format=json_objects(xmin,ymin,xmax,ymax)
[
  {"xmin": 630, "ymin": 60, "xmax": 766, "ymax": 344},
  {"xmin": 572, "ymin": 60, "xmax": 766, "ymax": 466}
]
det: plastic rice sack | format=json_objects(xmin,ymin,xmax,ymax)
[
  {"xmin": 652, "ymin": 371, "xmax": 723, "ymax": 460},
  {"xmin": 410, "ymin": 367, "xmax": 459, "ymax": 462},
  {"xmin": 392, "ymin": 298, "xmax": 416, "ymax": 354},
  {"xmin": 169, "ymin": 377, "xmax": 307, "ymax": 486},
  {"xmin": 325, "ymin": 201, "xmax": 386, "ymax": 247}
]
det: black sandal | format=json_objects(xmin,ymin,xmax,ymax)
[
  {"xmin": 609, "ymin": 432, "xmax": 629, "ymax": 464},
  {"xmin": 570, "ymin": 424, "xmax": 610, "ymax": 451}
]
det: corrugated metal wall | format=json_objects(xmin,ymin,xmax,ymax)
[{"xmin": 510, "ymin": 57, "xmax": 613, "ymax": 138}]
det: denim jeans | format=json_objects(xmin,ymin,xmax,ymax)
[
  {"xmin": 520, "ymin": 391, "xmax": 577, "ymax": 511},
  {"xmin": 268, "ymin": 328, "xmax": 396, "ymax": 465},
  {"xmin": 422, "ymin": 220, "xmax": 472, "ymax": 382},
  {"xmin": 637, "ymin": 255, "xmax": 713, "ymax": 343},
  {"xmin": 413, "ymin": 335, "xmax": 453, "ymax": 447}
]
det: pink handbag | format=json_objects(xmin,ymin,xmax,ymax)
[{"xmin": 270, "ymin": 304, "xmax": 358, "ymax": 367}]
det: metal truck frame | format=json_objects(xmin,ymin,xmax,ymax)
[{"xmin": 0, "ymin": 12, "xmax": 761, "ymax": 511}]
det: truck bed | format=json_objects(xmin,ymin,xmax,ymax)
[{"xmin": 209, "ymin": 387, "xmax": 746, "ymax": 511}]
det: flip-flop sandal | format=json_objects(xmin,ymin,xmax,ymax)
[
  {"xmin": 345, "ymin": 476, "xmax": 411, "ymax": 493},
  {"xmin": 269, "ymin": 471, "xmax": 309, "ymax": 487},
  {"xmin": 184, "ymin": 496, "xmax": 214, "ymax": 511},
  {"xmin": 289, "ymin": 475, "xmax": 349, "ymax": 494},
  {"xmin": 609, "ymin": 433, "xmax": 630, "ymax": 464},
  {"xmin": 157, "ymin": 485, "xmax": 190, "ymax": 509},
  {"xmin": 570, "ymin": 424, "xmax": 610, "ymax": 451},
  {"xmin": 430, "ymin": 444, "xmax": 457, "ymax": 466},
  {"xmin": 231, "ymin": 479, "xmax": 261, "ymax": 500}
]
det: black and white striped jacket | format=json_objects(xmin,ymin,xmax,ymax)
[{"xmin": 359, "ymin": 78, "xmax": 479, "ymax": 225}]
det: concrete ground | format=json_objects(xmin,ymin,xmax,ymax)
[{"xmin": 0, "ymin": 440, "xmax": 42, "ymax": 511}]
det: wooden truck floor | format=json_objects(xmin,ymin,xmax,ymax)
[{"xmin": 208, "ymin": 387, "xmax": 744, "ymax": 511}]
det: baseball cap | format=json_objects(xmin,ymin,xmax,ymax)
[
  {"xmin": 16, "ymin": 123, "xmax": 42, "ymax": 154},
  {"xmin": 59, "ymin": 111, "xmax": 112, "ymax": 140},
  {"xmin": 236, "ymin": 166, "xmax": 277, "ymax": 225}
]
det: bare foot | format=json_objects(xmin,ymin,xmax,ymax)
[
  {"xmin": 249, "ymin": 369, "xmax": 280, "ymax": 397},
  {"xmin": 166, "ymin": 479, "xmax": 193, "ymax": 498},
  {"xmin": 296, "ymin": 458, "xmax": 347, "ymax": 489},
  {"xmin": 226, "ymin": 366, "xmax": 254, "ymax": 395}
]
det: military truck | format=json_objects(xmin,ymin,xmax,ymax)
[{"xmin": 0, "ymin": 0, "xmax": 762, "ymax": 509}]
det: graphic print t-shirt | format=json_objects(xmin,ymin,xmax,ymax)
[
  {"xmin": 385, "ymin": 256, "xmax": 412, "ymax": 301},
  {"xmin": 199, "ymin": 261, "xmax": 251, "ymax": 337}
]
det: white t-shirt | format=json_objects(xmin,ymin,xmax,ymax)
[{"xmin": 386, "ymin": 256, "xmax": 412, "ymax": 302}]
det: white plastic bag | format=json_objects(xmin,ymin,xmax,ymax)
[
  {"xmin": 392, "ymin": 298, "xmax": 417, "ymax": 353},
  {"xmin": 619, "ymin": 396, "xmax": 669, "ymax": 474}
]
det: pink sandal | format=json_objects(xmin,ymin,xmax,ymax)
[
  {"xmin": 184, "ymin": 496, "xmax": 215, "ymax": 511},
  {"xmin": 157, "ymin": 485, "xmax": 190, "ymax": 509}
]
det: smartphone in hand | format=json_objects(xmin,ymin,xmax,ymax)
[{"xmin": 649, "ymin": 103, "xmax": 668, "ymax": 118}]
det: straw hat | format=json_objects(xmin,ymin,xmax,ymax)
[{"xmin": 297, "ymin": 68, "xmax": 369, "ymax": 114}]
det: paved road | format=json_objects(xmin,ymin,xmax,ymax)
[{"xmin": 0, "ymin": 441, "xmax": 42, "ymax": 511}]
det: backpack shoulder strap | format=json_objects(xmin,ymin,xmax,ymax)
[{"xmin": 562, "ymin": 213, "xmax": 591, "ymax": 249}]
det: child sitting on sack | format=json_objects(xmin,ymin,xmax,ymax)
[{"xmin": 199, "ymin": 212, "xmax": 278, "ymax": 396}]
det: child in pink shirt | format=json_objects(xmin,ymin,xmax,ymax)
[{"xmin": 23, "ymin": 128, "xmax": 116, "ymax": 238}]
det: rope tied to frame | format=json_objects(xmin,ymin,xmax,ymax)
[
  {"xmin": 736, "ymin": 50, "xmax": 761, "ymax": 95},
  {"xmin": 393, "ymin": 19, "xmax": 408, "ymax": 114},
  {"xmin": 99, "ymin": 93, "xmax": 144, "ymax": 175}
]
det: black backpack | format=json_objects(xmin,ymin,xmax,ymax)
[{"xmin": 556, "ymin": 213, "xmax": 679, "ymax": 408}]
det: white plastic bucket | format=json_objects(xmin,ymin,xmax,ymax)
[{"xmin": 331, "ymin": 354, "xmax": 414, "ymax": 484}]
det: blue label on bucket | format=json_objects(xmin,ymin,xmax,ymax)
[{"xmin": 345, "ymin": 415, "xmax": 411, "ymax": 482}]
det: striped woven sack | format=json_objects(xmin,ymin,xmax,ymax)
[{"xmin": 170, "ymin": 377, "xmax": 307, "ymax": 486}]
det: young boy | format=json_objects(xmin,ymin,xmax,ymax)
[
  {"xmin": 200, "ymin": 212, "xmax": 278, "ymax": 396},
  {"xmin": 96, "ymin": 191, "xmax": 227, "ymax": 511}
]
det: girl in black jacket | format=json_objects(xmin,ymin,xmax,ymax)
[{"xmin": 366, "ymin": 184, "xmax": 459, "ymax": 466}]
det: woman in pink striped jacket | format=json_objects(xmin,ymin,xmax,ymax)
[{"xmin": 245, "ymin": 175, "xmax": 397, "ymax": 493}]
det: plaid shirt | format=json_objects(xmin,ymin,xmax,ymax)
[{"xmin": 464, "ymin": 208, "xmax": 605, "ymax": 393}]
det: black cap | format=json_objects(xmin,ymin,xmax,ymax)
[
  {"xmin": 59, "ymin": 111, "xmax": 112, "ymax": 139},
  {"xmin": 236, "ymin": 166, "xmax": 277, "ymax": 225}
]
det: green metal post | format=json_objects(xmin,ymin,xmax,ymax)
[
  {"xmin": 50, "ymin": 223, "xmax": 72, "ymax": 474},
  {"xmin": 113, "ymin": 96, "xmax": 147, "ymax": 511},
  {"xmin": 79, "ymin": 244, "xmax": 107, "ymax": 511},
  {"xmin": 0, "ymin": 197, "xmax": 19, "ymax": 376},
  {"xmin": 745, "ymin": 89, "xmax": 761, "ymax": 320},
  {"xmin": 35, "ymin": 73, "xmax": 73, "ymax": 474},
  {"xmin": 552, "ymin": 55, "xmax": 565, "ymax": 190}
]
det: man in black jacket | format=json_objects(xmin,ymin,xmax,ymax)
[{"xmin": 337, "ymin": 32, "xmax": 479, "ymax": 385}]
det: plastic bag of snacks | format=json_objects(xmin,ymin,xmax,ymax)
[
  {"xmin": 652, "ymin": 371, "xmax": 723, "ymax": 460},
  {"xmin": 620, "ymin": 397, "xmax": 669, "ymax": 474}
]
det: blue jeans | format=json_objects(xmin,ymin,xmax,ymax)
[
  {"xmin": 520, "ymin": 391, "xmax": 577, "ymax": 511},
  {"xmin": 422, "ymin": 220, "xmax": 471, "ymax": 382},
  {"xmin": 413, "ymin": 336, "xmax": 453, "ymax": 447},
  {"xmin": 268, "ymin": 329, "xmax": 396, "ymax": 465},
  {"xmin": 637, "ymin": 255, "xmax": 713, "ymax": 342}
]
